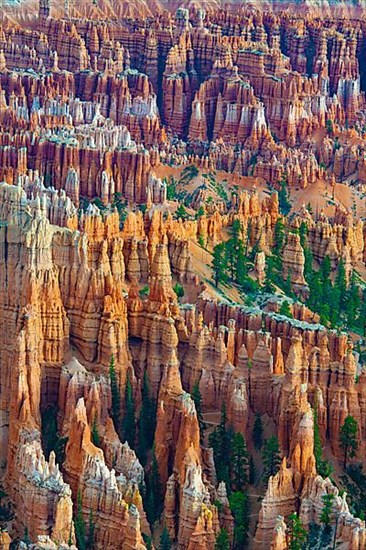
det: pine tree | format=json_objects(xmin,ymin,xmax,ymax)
[
  {"xmin": 145, "ymin": 448, "xmax": 163, "ymax": 526},
  {"xmin": 142, "ymin": 534, "xmax": 153, "ymax": 550},
  {"xmin": 122, "ymin": 371, "xmax": 136, "ymax": 447},
  {"xmin": 41, "ymin": 406, "xmax": 58, "ymax": 460},
  {"xmin": 209, "ymin": 403, "xmax": 232, "ymax": 486},
  {"xmin": 41, "ymin": 406, "xmax": 68, "ymax": 465},
  {"xmin": 279, "ymin": 300, "xmax": 292, "ymax": 318},
  {"xmin": 86, "ymin": 510, "xmax": 95, "ymax": 550},
  {"xmin": 22, "ymin": 527, "xmax": 31, "ymax": 545},
  {"xmin": 245, "ymin": 221, "xmax": 252, "ymax": 256},
  {"xmin": 159, "ymin": 526, "xmax": 172, "ymax": 550},
  {"xmin": 313, "ymin": 399, "xmax": 332, "ymax": 478},
  {"xmin": 212, "ymin": 243, "xmax": 228, "ymax": 287},
  {"xmin": 283, "ymin": 270, "xmax": 294, "ymax": 298},
  {"xmin": 335, "ymin": 258, "xmax": 347, "ymax": 310},
  {"xmin": 215, "ymin": 528, "xmax": 230, "ymax": 550},
  {"xmin": 230, "ymin": 432, "xmax": 249, "ymax": 491},
  {"xmin": 288, "ymin": 512, "xmax": 307, "ymax": 550},
  {"xmin": 225, "ymin": 237, "xmax": 238, "ymax": 279},
  {"xmin": 329, "ymin": 285, "xmax": 341, "ymax": 328},
  {"xmin": 235, "ymin": 243, "xmax": 249, "ymax": 288},
  {"xmin": 91, "ymin": 415, "xmax": 100, "ymax": 448},
  {"xmin": 361, "ymin": 289, "xmax": 366, "ymax": 337},
  {"xmin": 340, "ymin": 415, "xmax": 359, "ymax": 469},
  {"xmin": 198, "ymin": 234, "xmax": 206, "ymax": 248},
  {"xmin": 109, "ymin": 355, "xmax": 120, "ymax": 431},
  {"xmin": 278, "ymin": 178, "xmax": 291, "ymax": 215},
  {"xmin": 262, "ymin": 436, "xmax": 281, "ymax": 481},
  {"xmin": 176, "ymin": 203, "xmax": 188, "ymax": 220},
  {"xmin": 253, "ymin": 413, "xmax": 263, "ymax": 450},
  {"xmin": 313, "ymin": 398, "xmax": 323, "ymax": 471},
  {"xmin": 224, "ymin": 221, "xmax": 245, "ymax": 283},
  {"xmin": 274, "ymin": 218, "xmax": 285, "ymax": 254},
  {"xmin": 304, "ymin": 246, "xmax": 314, "ymax": 280},
  {"xmin": 191, "ymin": 381, "xmax": 206, "ymax": 443},
  {"xmin": 321, "ymin": 256, "xmax": 331, "ymax": 282},
  {"xmin": 320, "ymin": 493, "xmax": 335, "ymax": 529},
  {"xmin": 173, "ymin": 283, "xmax": 184, "ymax": 299},
  {"xmin": 196, "ymin": 206, "xmax": 205, "ymax": 219},
  {"xmin": 74, "ymin": 490, "xmax": 86, "ymax": 550},
  {"xmin": 249, "ymin": 455, "xmax": 256, "ymax": 485},
  {"xmin": 231, "ymin": 219, "xmax": 242, "ymax": 240},
  {"xmin": 229, "ymin": 491, "xmax": 250, "ymax": 549},
  {"xmin": 0, "ymin": 485, "xmax": 13, "ymax": 529},
  {"xmin": 138, "ymin": 372, "xmax": 156, "ymax": 464},
  {"xmin": 299, "ymin": 222, "xmax": 308, "ymax": 249},
  {"xmin": 345, "ymin": 274, "xmax": 361, "ymax": 329}
]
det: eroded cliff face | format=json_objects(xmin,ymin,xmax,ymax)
[
  {"xmin": 1, "ymin": 0, "xmax": 366, "ymax": 191},
  {"xmin": 0, "ymin": 174, "xmax": 365, "ymax": 547},
  {"xmin": 0, "ymin": 1, "xmax": 366, "ymax": 549}
]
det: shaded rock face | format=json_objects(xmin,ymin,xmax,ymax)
[{"xmin": 0, "ymin": 2, "xmax": 366, "ymax": 550}]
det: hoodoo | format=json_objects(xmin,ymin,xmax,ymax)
[{"xmin": 0, "ymin": 1, "xmax": 365, "ymax": 549}]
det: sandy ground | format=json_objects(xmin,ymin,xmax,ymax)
[
  {"xmin": 189, "ymin": 240, "xmax": 243, "ymax": 303},
  {"xmin": 291, "ymin": 179, "xmax": 366, "ymax": 219},
  {"xmin": 154, "ymin": 164, "xmax": 366, "ymax": 220}
]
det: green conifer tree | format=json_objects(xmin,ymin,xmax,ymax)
[
  {"xmin": 304, "ymin": 246, "xmax": 314, "ymax": 280},
  {"xmin": 313, "ymin": 398, "xmax": 332, "ymax": 478},
  {"xmin": 215, "ymin": 528, "xmax": 230, "ymax": 550},
  {"xmin": 253, "ymin": 413, "xmax": 263, "ymax": 450},
  {"xmin": 299, "ymin": 222, "xmax": 308, "ymax": 249},
  {"xmin": 212, "ymin": 243, "xmax": 228, "ymax": 288},
  {"xmin": 262, "ymin": 436, "xmax": 281, "ymax": 482},
  {"xmin": 159, "ymin": 526, "xmax": 172, "ymax": 550},
  {"xmin": 340, "ymin": 415, "xmax": 359, "ymax": 469},
  {"xmin": 74, "ymin": 490, "xmax": 86, "ymax": 550},
  {"xmin": 249, "ymin": 455, "xmax": 256, "ymax": 485},
  {"xmin": 320, "ymin": 493, "xmax": 335, "ymax": 530},
  {"xmin": 225, "ymin": 237, "xmax": 238, "ymax": 279},
  {"xmin": 198, "ymin": 234, "xmax": 206, "ymax": 248},
  {"xmin": 279, "ymin": 301, "xmax": 293, "ymax": 318},
  {"xmin": 145, "ymin": 448, "xmax": 163, "ymax": 526},
  {"xmin": 176, "ymin": 204, "xmax": 188, "ymax": 220},
  {"xmin": 274, "ymin": 218, "xmax": 285, "ymax": 254},
  {"xmin": 288, "ymin": 512, "xmax": 307, "ymax": 550},
  {"xmin": 0, "ymin": 485, "xmax": 13, "ymax": 530},
  {"xmin": 91, "ymin": 415, "xmax": 100, "ymax": 448},
  {"xmin": 209, "ymin": 404, "xmax": 232, "ymax": 486},
  {"xmin": 122, "ymin": 371, "xmax": 136, "ymax": 447},
  {"xmin": 196, "ymin": 206, "xmax": 205, "ymax": 219},
  {"xmin": 109, "ymin": 355, "xmax": 120, "ymax": 432},
  {"xmin": 138, "ymin": 372, "xmax": 156, "ymax": 464},
  {"xmin": 230, "ymin": 432, "xmax": 249, "ymax": 491},
  {"xmin": 321, "ymin": 256, "xmax": 331, "ymax": 282},
  {"xmin": 191, "ymin": 381, "xmax": 206, "ymax": 443},
  {"xmin": 229, "ymin": 491, "xmax": 250, "ymax": 549},
  {"xmin": 345, "ymin": 275, "xmax": 361, "ymax": 329},
  {"xmin": 278, "ymin": 178, "xmax": 291, "ymax": 215},
  {"xmin": 173, "ymin": 283, "xmax": 184, "ymax": 299},
  {"xmin": 335, "ymin": 258, "xmax": 347, "ymax": 310},
  {"xmin": 21, "ymin": 527, "xmax": 31, "ymax": 545},
  {"xmin": 86, "ymin": 510, "xmax": 95, "ymax": 550}
]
